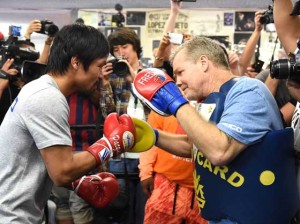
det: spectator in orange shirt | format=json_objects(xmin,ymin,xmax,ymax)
[{"xmin": 139, "ymin": 110, "xmax": 207, "ymax": 224}]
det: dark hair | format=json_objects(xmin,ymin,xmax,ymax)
[
  {"xmin": 47, "ymin": 23, "xmax": 109, "ymax": 74},
  {"xmin": 107, "ymin": 27, "xmax": 142, "ymax": 59},
  {"xmin": 75, "ymin": 18, "xmax": 85, "ymax": 24}
]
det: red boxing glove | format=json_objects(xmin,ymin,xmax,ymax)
[
  {"xmin": 72, "ymin": 172, "xmax": 119, "ymax": 208},
  {"xmin": 86, "ymin": 113, "xmax": 136, "ymax": 165}
]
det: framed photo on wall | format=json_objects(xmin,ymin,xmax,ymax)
[
  {"xmin": 126, "ymin": 12, "xmax": 146, "ymax": 26},
  {"xmin": 224, "ymin": 12, "xmax": 234, "ymax": 26},
  {"xmin": 235, "ymin": 11, "xmax": 255, "ymax": 32},
  {"xmin": 234, "ymin": 33, "xmax": 251, "ymax": 45}
]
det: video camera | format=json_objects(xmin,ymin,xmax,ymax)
[
  {"xmin": 0, "ymin": 36, "xmax": 47, "ymax": 84},
  {"xmin": 270, "ymin": 41, "xmax": 300, "ymax": 81},
  {"xmin": 0, "ymin": 60, "xmax": 47, "ymax": 84},
  {"xmin": 260, "ymin": 5, "xmax": 274, "ymax": 25},
  {"xmin": 0, "ymin": 36, "xmax": 39, "ymax": 72},
  {"xmin": 112, "ymin": 4, "xmax": 125, "ymax": 27},
  {"xmin": 36, "ymin": 20, "xmax": 59, "ymax": 37}
]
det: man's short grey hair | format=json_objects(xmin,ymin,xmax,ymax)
[{"xmin": 170, "ymin": 36, "xmax": 230, "ymax": 70}]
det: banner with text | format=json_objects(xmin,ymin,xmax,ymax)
[{"xmin": 146, "ymin": 10, "xmax": 189, "ymax": 39}]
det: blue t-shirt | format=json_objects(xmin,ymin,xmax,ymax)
[{"xmin": 217, "ymin": 76, "xmax": 283, "ymax": 145}]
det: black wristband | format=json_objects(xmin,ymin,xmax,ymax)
[{"xmin": 0, "ymin": 70, "xmax": 18, "ymax": 82}]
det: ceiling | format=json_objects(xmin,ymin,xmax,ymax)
[{"xmin": 1, "ymin": 0, "xmax": 273, "ymax": 10}]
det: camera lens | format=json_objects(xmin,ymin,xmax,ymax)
[
  {"xmin": 259, "ymin": 14, "xmax": 274, "ymax": 24},
  {"xmin": 44, "ymin": 24, "xmax": 59, "ymax": 37},
  {"xmin": 259, "ymin": 16, "xmax": 268, "ymax": 24},
  {"xmin": 113, "ymin": 61, "xmax": 129, "ymax": 77},
  {"xmin": 270, "ymin": 59, "xmax": 290, "ymax": 79}
]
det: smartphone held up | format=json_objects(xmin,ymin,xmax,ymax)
[
  {"xmin": 168, "ymin": 32, "xmax": 184, "ymax": 45},
  {"xmin": 252, "ymin": 60, "xmax": 264, "ymax": 73}
]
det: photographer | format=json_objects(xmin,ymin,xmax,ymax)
[
  {"xmin": 274, "ymin": 0, "xmax": 300, "ymax": 222},
  {"xmin": 24, "ymin": 19, "xmax": 54, "ymax": 64},
  {"xmin": 0, "ymin": 59, "xmax": 18, "ymax": 100},
  {"xmin": 0, "ymin": 38, "xmax": 38, "ymax": 124},
  {"xmin": 237, "ymin": 9, "xmax": 296, "ymax": 126},
  {"xmin": 0, "ymin": 19, "xmax": 55, "ymax": 124},
  {"xmin": 96, "ymin": 27, "xmax": 149, "ymax": 224},
  {"xmin": 274, "ymin": 0, "xmax": 300, "ymax": 101}
]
